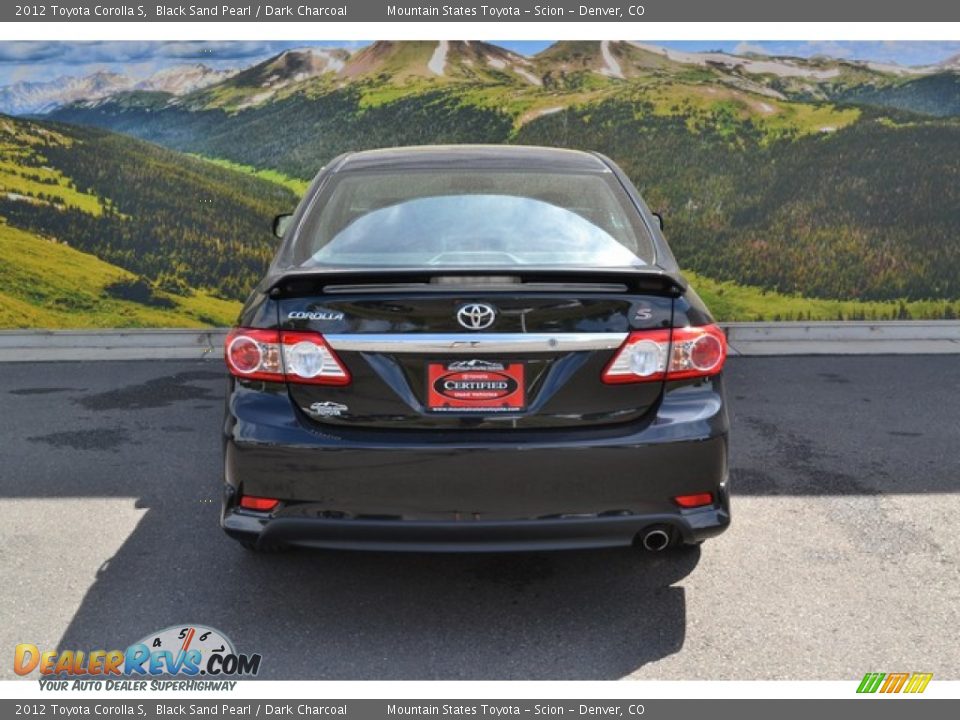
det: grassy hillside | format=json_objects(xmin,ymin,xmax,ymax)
[
  {"xmin": 0, "ymin": 113, "xmax": 299, "ymax": 309},
  {"xmin": 190, "ymin": 155, "xmax": 310, "ymax": 194},
  {"xmin": 516, "ymin": 102, "xmax": 960, "ymax": 301},
  {"xmin": 0, "ymin": 221, "xmax": 239, "ymax": 328},
  {"xmin": 688, "ymin": 272, "xmax": 958, "ymax": 322},
  {"xmin": 33, "ymin": 41, "xmax": 960, "ymax": 318},
  {"xmin": 836, "ymin": 73, "xmax": 960, "ymax": 117}
]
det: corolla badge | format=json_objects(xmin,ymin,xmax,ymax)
[
  {"xmin": 306, "ymin": 401, "xmax": 348, "ymax": 417},
  {"xmin": 456, "ymin": 303, "xmax": 497, "ymax": 330},
  {"xmin": 288, "ymin": 310, "xmax": 344, "ymax": 321}
]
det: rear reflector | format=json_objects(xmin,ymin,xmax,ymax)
[
  {"xmin": 674, "ymin": 493, "xmax": 714, "ymax": 509},
  {"xmin": 239, "ymin": 495, "xmax": 280, "ymax": 511},
  {"xmin": 225, "ymin": 328, "xmax": 350, "ymax": 385},
  {"xmin": 602, "ymin": 324, "xmax": 727, "ymax": 384}
]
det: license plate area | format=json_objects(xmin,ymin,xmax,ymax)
[{"xmin": 426, "ymin": 360, "xmax": 525, "ymax": 413}]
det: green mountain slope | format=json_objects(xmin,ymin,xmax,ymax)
[
  {"xmin": 515, "ymin": 102, "xmax": 960, "ymax": 301},
  {"xmin": 45, "ymin": 42, "xmax": 960, "ymax": 306},
  {"xmin": 0, "ymin": 113, "xmax": 298, "ymax": 313},
  {"xmin": 0, "ymin": 221, "xmax": 239, "ymax": 328},
  {"xmin": 834, "ymin": 73, "xmax": 960, "ymax": 117}
]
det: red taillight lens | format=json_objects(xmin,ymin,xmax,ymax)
[
  {"xmin": 239, "ymin": 495, "xmax": 280, "ymax": 511},
  {"xmin": 225, "ymin": 329, "xmax": 283, "ymax": 382},
  {"xmin": 674, "ymin": 492, "xmax": 714, "ymax": 508},
  {"xmin": 668, "ymin": 325, "xmax": 727, "ymax": 380},
  {"xmin": 224, "ymin": 328, "xmax": 350, "ymax": 385},
  {"xmin": 602, "ymin": 324, "xmax": 727, "ymax": 384}
]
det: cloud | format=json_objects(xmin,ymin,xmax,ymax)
[
  {"xmin": 732, "ymin": 42, "xmax": 769, "ymax": 56},
  {"xmin": 798, "ymin": 41, "xmax": 857, "ymax": 59},
  {"xmin": 0, "ymin": 41, "xmax": 363, "ymax": 66},
  {"xmin": 0, "ymin": 42, "xmax": 67, "ymax": 63},
  {"xmin": 0, "ymin": 41, "xmax": 374, "ymax": 85},
  {"xmin": 3, "ymin": 40, "xmax": 960, "ymax": 88}
]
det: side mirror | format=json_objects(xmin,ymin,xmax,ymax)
[
  {"xmin": 272, "ymin": 213, "xmax": 293, "ymax": 239},
  {"xmin": 652, "ymin": 212, "xmax": 664, "ymax": 231}
]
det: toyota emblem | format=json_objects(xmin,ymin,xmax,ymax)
[{"xmin": 456, "ymin": 303, "xmax": 497, "ymax": 330}]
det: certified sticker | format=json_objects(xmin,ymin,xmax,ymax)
[{"xmin": 427, "ymin": 361, "xmax": 525, "ymax": 412}]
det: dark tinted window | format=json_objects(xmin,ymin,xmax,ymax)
[{"xmin": 281, "ymin": 169, "xmax": 655, "ymax": 269}]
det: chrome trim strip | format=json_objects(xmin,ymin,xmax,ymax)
[{"xmin": 323, "ymin": 333, "xmax": 628, "ymax": 354}]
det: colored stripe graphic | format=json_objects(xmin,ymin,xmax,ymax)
[
  {"xmin": 857, "ymin": 673, "xmax": 885, "ymax": 693},
  {"xmin": 881, "ymin": 672, "xmax": 910, "ymax": 693},
  {"xmin": 857, "ymin": 672, "xmax": 932, "ymax": 694},
  {"xmin": 904, "ymin": 673, "xmax": 933, "ymax": 694}
]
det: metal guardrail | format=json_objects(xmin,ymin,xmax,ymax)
[
  {"xmin": 0, "ymin": 322, "xmax": 958, "ymax": 361},
  {"xmin": 723, "ymin": 321, "xmax": 960, "ymax": 356},
  {"xmin": 0, "ymin": 329, "xmax": 227, "ymax": 362}
]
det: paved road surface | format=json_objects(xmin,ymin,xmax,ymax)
[{"xmin": 1, "ymin": 357, "xmax": 957, "ymax": 680}]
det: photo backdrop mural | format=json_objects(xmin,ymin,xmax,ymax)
[{"xmin": 2, "ymin": 40, "xmax": 960, "ymax": 327}]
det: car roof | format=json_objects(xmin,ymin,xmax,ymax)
[{"xmin": 334, "ymin": 145, "xmax": 611, "ymax": 173}]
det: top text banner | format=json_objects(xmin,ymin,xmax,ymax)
[{"xmin": 5, "ymin": 1, "xmax": 960, "ymax": 22}]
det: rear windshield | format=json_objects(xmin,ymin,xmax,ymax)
[{"xmin": 281, "ymin": 169, "xmax": 656, "ymax": 269}]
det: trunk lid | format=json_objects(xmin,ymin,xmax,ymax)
[{"xmin": 274, "ymin": 271, "xmax": 678, "ymax": 431}]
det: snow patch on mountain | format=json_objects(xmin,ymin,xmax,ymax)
[
  {"xmin": 0, "ymin": 64, "xmax": 232, "ymax": 115},
  {"xmin": 629, "ymin": 42, "xmax": 845, "ymax": 79},
  {"xmin": 428, "ymin": 41, "xmax": 449, "ymax": 76},
  {"xmin": 599, "ymin": 41, "xmax": 624, "ymax": 79}
]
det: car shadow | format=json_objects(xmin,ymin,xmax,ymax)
[
  {"xmin": 0, "ymin": 360, "xmax": 697, "ymax": 680},
  {"xmin": 7, "ymin": 354, "xmax": 960, "ymax": 679},
  {"xmin": 6, "ymin": 355, "xmax": 958, "ymax": 680},
  {"xmin": 56, "ymin": 519, "xmax": 697, "ymax": 679}
]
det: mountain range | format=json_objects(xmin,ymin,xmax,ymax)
[
  {"xmin": 2, "ymin": 40, "xmax": 960, "ymax": 325},
  {"xmin": 5, "ymin": 41, "xmax": 960, "ymax": 116},
  {"xmin": 0, "ymin": 64, "xmax": 234, "ymax": 115}
]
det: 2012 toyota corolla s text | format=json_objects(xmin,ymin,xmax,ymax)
[{"xmin": 221, "ymin": 145, "xmax": 730, "ymax": 553}]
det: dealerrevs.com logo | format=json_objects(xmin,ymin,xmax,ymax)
[{"xmin": 15, "ymin": 624, "xmax": 261, "ymax": 691}]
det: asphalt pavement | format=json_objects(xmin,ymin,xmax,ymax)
[{"xmin": 0, "ymin": 357, "xmax": 957, "ymax": 680}]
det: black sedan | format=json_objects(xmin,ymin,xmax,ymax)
[{"xmin": 221, "ymin": 145, "xmax": 730, "ymax": 553}]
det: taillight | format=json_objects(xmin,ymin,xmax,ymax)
[
  {"xmin": 225, "ymin": 329, "xmax": 284, "ymax": 383},
  {"xmin": 239, "ymin": 495, "xmax": 280, "ymax": 512},
  {"xmin": 674, "ymin": 492, "xmax": 714, "ymax": 508},
  {"xmin": 224, "ymin": 328, "xmax": 350, "ymax": 385},
  {"xmin": 602, "ymin": 324, "xmax": 727, "ymax": 384},
  {"xmin": 666, "ymin": 325, "xmax": 727, "ymax": 381}
]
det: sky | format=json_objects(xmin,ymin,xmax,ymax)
[{"xmin": 1, "ymin": 40, "xmax": 959, "ymax": 86}]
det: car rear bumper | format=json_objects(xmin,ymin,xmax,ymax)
[
  {"xmin": 221, "ymin": 378, "xmax": 730, "ymax": 552},
  {"xmin": 222, "ymin": 503, "xmax": 729, "ymax": 552}
]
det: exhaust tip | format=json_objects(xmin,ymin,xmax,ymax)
[{"xmin": 640, "ymin": 527, "xmax": 672, "ymax": 552}]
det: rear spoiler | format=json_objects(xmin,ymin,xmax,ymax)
[{"xmin": 265, "ymin": 268, "xmax": 687, "ymax": 298}]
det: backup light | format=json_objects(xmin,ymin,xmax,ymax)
[{"xmin": 285, "ymin": 341, "xmax": 326, "ymax": 378}]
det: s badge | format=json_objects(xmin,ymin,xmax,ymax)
[{"xmin": 632, "ymin": 302, "xmax": 654, "ymax": 323}]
